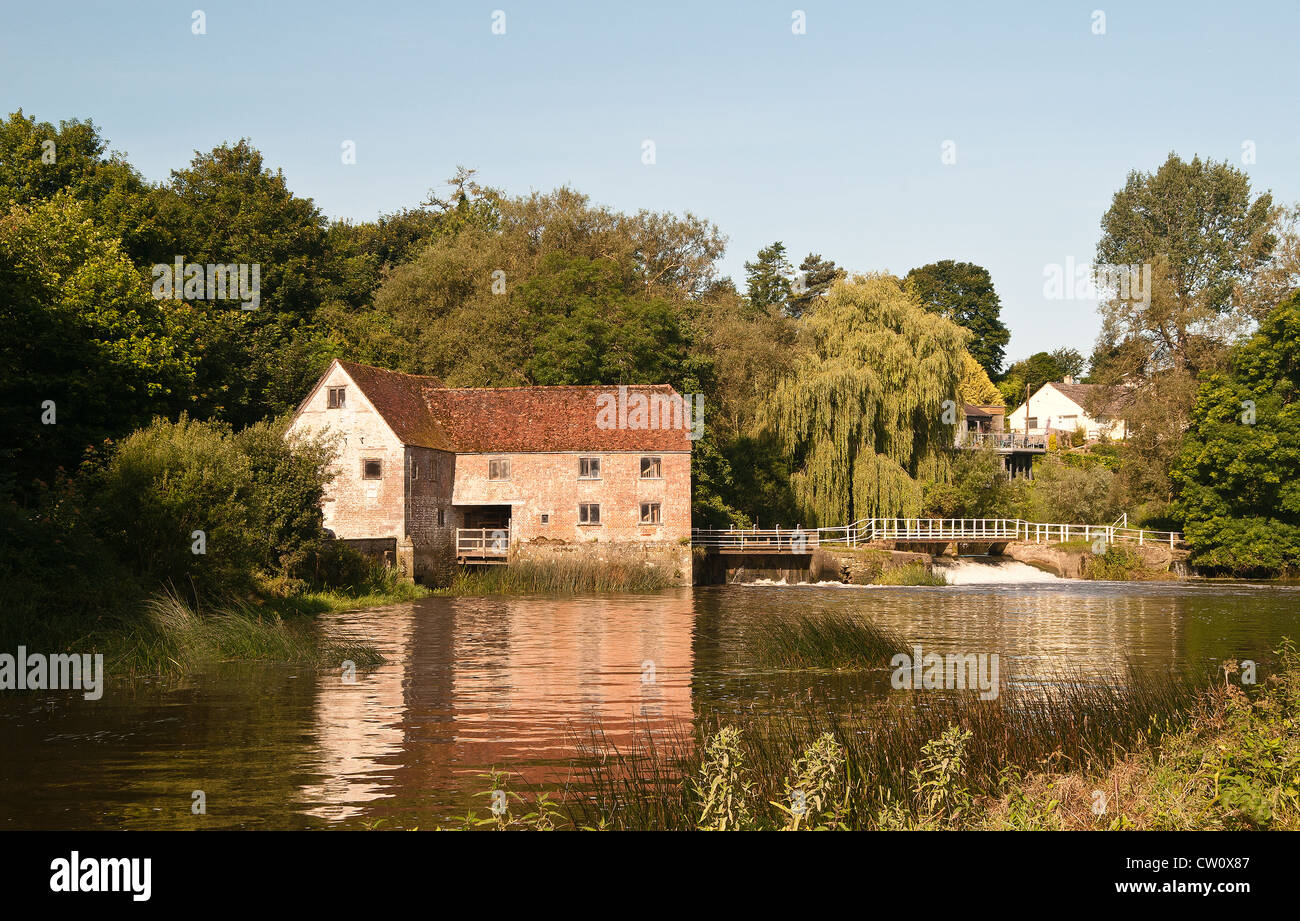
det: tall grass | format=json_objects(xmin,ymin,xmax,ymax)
[
  {"xmin": 751, "ymin": 613, "xmax": 907, "ymax": 670},
  {"xmin": 106, "ymin": 590, "xmax": 384, "ymax": 678},
  {"xmin": 438, "ymin": 556, "xmax": 675, "ymax": 595},
  {"xmin": 563, "ymin": 666, "xmax": 1212, "ymax": 829}
]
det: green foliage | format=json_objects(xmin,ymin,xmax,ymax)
[
  {"xmin": 91, "ymin": 415, "xmax": 337, "ymax": 601},
  {"xmin": 997, "ymin": 348, "xmax": 1083, "ymax": 410},
  {"xmin": 439, "ymin": 556, "xmax": 676, "ymax": 595},
  {"xmin": 1096, "ymin": 153, "xmax": 1275, "ymax": 375},
  {"xmin": 744, "ymin": 241, "xmax": 794, "ymax": 314},
  {"xmin": 1172, "ymin": 293, "xmax": 1300, "ymax": 574},
  {"xmin": 764, "ymin": 274, "xmax": 966, "ymax": 525},
  {"xmin": 0, "ymin": 109, "xmax": 162, "ymax": 261},
  {"xmin": 905, "ymin": 260, "xmax": 1011, "ymax": 377},
  {"xmin": 923, "ymin": 444, "xmax": 1018, "ymax": 518},
  {"xmin": 1025, "ymin": 455, "xmax": 1119, "ymax": 524},
  {"xmin": 1084, "ymin": 544, "xmax": 1144, "ymax": 580},
  {"xmin": 0, "ymin": 195, "xmax": 196, "ymax": 491},
  {"xmin": 694, "ymin": 727, "xmax": 756, "ymax": 831},
  {"xmin": 875, "ymin": 562, "xmax": 948, "ymax": 586},
  {"xmin": 913, "ymin": 725, "xmax": 974, "ymax": 824},
  {"xmin": 778, "ymin": 733, "xmax": 849, "ymax": 830}
]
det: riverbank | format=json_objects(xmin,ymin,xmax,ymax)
[
  {"xmin": 434, "ymin": 615, "xmax": 1300, "ymax": 831},
  {"xmin": 6, "ymin": 576, "xmax": 417, "ymax": 681}
]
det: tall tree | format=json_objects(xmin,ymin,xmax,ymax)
[
  {"xmin": 904, "ymin": 260, "xmax": 1011, "ymax": 376},
  {"xmin": 744, "ymin": 241, "xmax": 794, "ymax": 314},
  {"xmin": 788, "ymin": 252, "xmax": 844, "ymax": 318},
  {"xmin": 0, "ymin": 195, "xmax": 195, "ymax": 494},
  {"xmin": 763, "ymin": 274, "xmax": 966, "ymax": 525},
  {"xmin": 1095, "ymin": 153, "xmax": 1275, "ymax": 376},
  {"xmin": 1171, "ymin": 291, "xmax": 1300, "ymax": 574},
  {"xmin": 0, "ymin": 109, "xmax": 162, "ymax": 262}
]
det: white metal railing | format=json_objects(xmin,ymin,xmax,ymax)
[
  {"xmin": 957, "ymin": 432, "xmax": 1048, "ymax": 451},
  {"xmin": 456, "ymin": 527, "xmax": 510, "ymax": 558},
  {"xmin": 692, "ymin": 518, "xmax": 1184, "ymax": 550}
]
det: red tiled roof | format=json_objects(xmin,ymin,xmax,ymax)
[
  {"xmin": 336, "ymin": 361, "xmax": 693, "ymax": 453},
  {"xmin": 337, "ymin": 361, "xmax": 452, "ymax": 449}
]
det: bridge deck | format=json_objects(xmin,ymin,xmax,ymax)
[{"xmin": 693, "ymin": 519, "xmax": 1183, "ymax": 552}]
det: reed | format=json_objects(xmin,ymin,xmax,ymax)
[
  {"xmin": 438, "ymin": 556, "xmax": 675, "ymax": 595},
  {"xmin": 106, "ymin": 590, "xmax": 384, "ymax": 677},
  {"xmin": 751, "ymin": 612, "xmax": 908, "ymax": 670},
  {"xmin": 562, "ymin": 665, "xmax": 1212, "ymax": 830}
]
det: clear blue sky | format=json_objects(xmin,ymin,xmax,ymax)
[{"xmin": 3, "ymin": 1, "xmax": 1297, "ymax": 362}]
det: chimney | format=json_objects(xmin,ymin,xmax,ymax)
[{"xmin": 1063, "ymin": 374, "xmax": 1075, "ymax": 385}]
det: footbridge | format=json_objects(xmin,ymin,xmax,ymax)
[{"xmin": 692, "ymin": 518, "xmax": 1185, "ymax": 556}]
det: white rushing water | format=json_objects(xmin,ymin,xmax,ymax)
[{"xmin": 934, "ymin": 557, "xmax": 1063, "ymax": 584}]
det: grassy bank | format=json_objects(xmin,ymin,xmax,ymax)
[
  {"xmin": 433, "ymin": 616, "xmax": 1299, "ymax": 831},
  {"xmin": 105, "ymin": 591, "xmax": 387, "ymax": 678},
  {"xmin": 2, "ymin": 561, "xmax": 416, "ymax": 680},
  {"xmin": 433, "ymin": 556, "xmax": 676, "ymax": 595}
]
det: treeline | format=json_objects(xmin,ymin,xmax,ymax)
[{"xmin": 3, "ymin": 109, "xmax": 1299, "ymax": 575}]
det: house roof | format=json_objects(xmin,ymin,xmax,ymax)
[
  {"xmin": 334, "ymin": 360, "xmax": 693, "ymax": 453},
  {"xmin": 1048, "ymin": 381, "xmax": 1130, "ymax": 418},
  {"xmin": 336, "ymin": 361, "xmax": 451, "ymax": 449}
]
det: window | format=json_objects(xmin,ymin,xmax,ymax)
[
  {"xmin": 437, "ymin": 508, "xmax": 445, "ymax": 527},
  {"xmin": 1025, "ymin": 417, "xmax": 1038, "ymax": 430},
  {"xmin": 410, "ymin": 458, "xmax": 419, "ymax": 480},
  {"xmin": 540, "ymin": 513, "xmax": 550, "ymax": 524},
  {"xmin": 489, "ymin": 458, "xmax": 511, "ymax": 480},
  {"xmin": 578, "ymin": 456, "xmax": 601, "ymax": 479},
  {"xmin": 640, "ymin": 502, "xmax": 662, "ymax": 525},
  {"xmin": 327, "ymin": 386, "xmax": 346, "ymax": 409},
  {"xmin": 362, "ymin": 458, "xmax": 382, "ymax": 479},
  {"xmin": 640, "ymin": 456, "xmax": 662, "ymax": 479},
  {"xmin": 578, "ymin": 503, "xmax": 601, "ymax": 525}
]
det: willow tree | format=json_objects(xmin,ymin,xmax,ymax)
[{"xmin": 763, "ymin": 274, "xmax": 968, "ymax": 526}]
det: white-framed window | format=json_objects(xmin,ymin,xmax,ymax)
[
  {"xmin": 488, "ymin": 458, "xmax": 511, "ymax": 480},
  {"xmin": 362, "ymin": 458, "xmax": 382, "ymax": 480},
  {"xmin": 578, "ymin": 503, "xmax": 601, "ymax": 525},
  {"xmin": 1025, "ymin": 417, "xmax": 1038, "ymax": 430},
  {"xmin": 578, "ymin": 456, "xmax": 601, "ymax": 479},
  {"xmin": 640, "ymin": 502, "xmax": 662, "ymax": 525},
  {"xmin": 640, "ymin": 456, "xmax": 662, "ymax": 479}
]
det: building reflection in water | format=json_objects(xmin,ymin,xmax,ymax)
[{"xmin": 300, "ymin": 591, "xmax": 696, "ymax": 821}]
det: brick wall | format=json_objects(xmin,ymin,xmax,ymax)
[{"xmin": 451, "ymin": 451, "xmax": 691, "ymax": 544}]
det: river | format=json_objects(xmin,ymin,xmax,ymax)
[{"xmin": 2, "ymin": 576, "xmax": 1297, "ymax": 829}]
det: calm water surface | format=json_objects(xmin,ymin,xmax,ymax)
[{"xmin": 2, "ymin": 580, "xmax": 1297, "ymax": 829}]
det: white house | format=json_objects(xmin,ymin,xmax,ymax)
[{"xmin": 1006, "ymin": 378, "xmax": 1130, "ymax": 441}]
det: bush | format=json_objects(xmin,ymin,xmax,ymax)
[
  {"xmin": 1025, "ymin": 455, "xmax": 1120, "ymax": 524},
  {"xmin": 90, "ymin": 414, "xmax": 337, "ymax": 601}
]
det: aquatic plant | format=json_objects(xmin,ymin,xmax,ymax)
[
  {"xmin": 107, "ymin": 589, "xmax": 383, "ymax": 677},
  {"xmin": 439, "ymin": 556, "xmax": 675, "ymax": 595}
]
